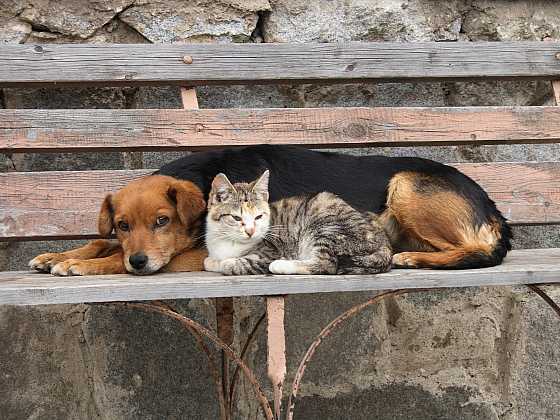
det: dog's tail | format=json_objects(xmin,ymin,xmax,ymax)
[{"xmin": 392, "ymin": 215, "xmax": 512, "ymax": 270}]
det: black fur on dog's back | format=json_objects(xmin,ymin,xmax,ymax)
[{"xmin": 157, "ymin": 145, "xmax": 512, "ymax": 269}]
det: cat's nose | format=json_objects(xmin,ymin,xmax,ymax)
[{"xmin": 245, "ymin": 226, "xmax": 255, "ymax": 237}]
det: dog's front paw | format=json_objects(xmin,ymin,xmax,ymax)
[
  {"xmin": 29, "ymin": 253, "xmax": 69, "ymax": 272},
  {"xmin": 51, "ymin": 259, "xmax": 87, "ymax": 276},
  {"xmin": 204, "ymin": 257, "xmax": 221, "ymax": 272}
]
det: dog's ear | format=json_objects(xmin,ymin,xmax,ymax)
[
  {"xmin": 98, "ymin": 194, "xmax": 114, "ymax": 237},
  {"xmin": 168, "ymin": 180, "xmax": 206, "ymax": 227}
]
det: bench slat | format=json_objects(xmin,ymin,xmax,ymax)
[
  {"xmin": 1, "ymin": 42, "xmax": 559, "ymax": 87},
  {"xmin": 2, "ymin": 162, "xmax": 559, "ymax": 240},
  {"xmin": 0, "ymin": 249, "xmax": 558, "ymax": 305},
  {"xmin": 2, "ymin": 107, "xmax": 560, "ymax": 153},
  {"xmin": 1, "ymin": 170, "xmax": 151, "ymax": 240}
]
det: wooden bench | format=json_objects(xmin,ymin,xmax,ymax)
[{"xmin": 1, "ymin": 42, "xmax": 560, "ymax": 420}]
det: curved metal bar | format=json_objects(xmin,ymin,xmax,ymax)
[
  {"xmin": 286, "ymin": 288, "xmax": 431, "ymax": 420},
  {"xmin": 100, "ymin": 300, "xmax": 229, "ymax": 418},
  {"xmin": 110, "ymin": 301, "xmax": 274, "ymax": 420},
  {"xmin": 152, "ymin": 301, "xmax": 228, "ymax": 420},
  {"xmin": 229, "ymin": 311, "xmax": 266, "ymax": 413},
  {"xmin": 528, "ymin": 285, "xmax": 560, "ymax": 318}
]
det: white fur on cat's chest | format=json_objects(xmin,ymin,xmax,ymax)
[{"xmin": 207, "ymin": 238, "xmax": 255, "ymax": 260}]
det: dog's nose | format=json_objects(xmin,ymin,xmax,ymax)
[{"xmin": 129, "ymin": 253, "xmax": 148, "ymax": 270}]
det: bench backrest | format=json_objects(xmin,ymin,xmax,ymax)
[{"xmin": 1, "ymin": 42, "xmax": 560, "ymax": 241}]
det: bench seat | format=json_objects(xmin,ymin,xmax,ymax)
[{"xmin": 1, "ymin": 248, "xmax": 558, "ymax": 306}]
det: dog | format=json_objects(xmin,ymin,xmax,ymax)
[{"xmin": 29, "ymin": 145, "xmax": 512, "ymax": 276}]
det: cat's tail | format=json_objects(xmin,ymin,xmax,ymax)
[{"xmin": 336, "ymin": 246, "xmax": 392, "ymax": 275}]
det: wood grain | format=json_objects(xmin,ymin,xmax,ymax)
[
  {"xmin": 0, "ymin": 170, "xmax": 151, "ymax": 240},
  {"xmin": 2, "ymin": 162, "xmax": 560, "ymax": 240},
  {"xmin": 2, "ymin": 106, "xmax": 560, "ymax": 152},
  {"xmin": 1, "ymin": 42, "xmax": 560, "ymax": 87},
  {"xmin": 552, "ymin": 80, "xmax": 560, "ymax": 105},
  {"xmin": 457, "ymin": 162, "xmax": 560, "ymax": 224},
  {"xmin": 0, "ymin": 249, "xmax": 558, "ymax": 305}
]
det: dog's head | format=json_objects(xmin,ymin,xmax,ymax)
[{"xmin": 98, "ymin": 175, "xmax": 206, "ymax": 275}]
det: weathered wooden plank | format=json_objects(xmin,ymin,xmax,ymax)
[
  {"xmin": 458, "ymin": 162, "xmax": 560, "ymax": 224},
  {"xmin": 1, "ymin": 42, "xmax": 559, "ymax": 87},
  {"xmin": 2, "ymin": 106, "xmax": 560, "ymax": 153},
  {"xmin": 1, "ymin": 162, "xmax": 559, "ymax": 240},
  {"xmin": 0, "ymin": 170, "xmax": 152, "ymax": 240},
  {"xmin": 0, "ymin": 249, "xmax": 558, "ymax": 306}
]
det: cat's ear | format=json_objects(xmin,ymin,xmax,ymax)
[
  {"xmin": 210, "ymin": 173, "xmax": 236, "ymax": 205},
  {"xmin": 252, "ymin": 170, "xmax": 270, "ymax": 201}
]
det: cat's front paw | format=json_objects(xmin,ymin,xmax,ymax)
[
  {"xmin": 204, "ymin": 257, "xmax": 222, "ymax": 272},
  {"xmin": 269, "ymin": 259, "xmax": 299, "ymax": 275},
  {"xmin": 220, "ymin": 258, "xmax": 240, "ymax": 276}
]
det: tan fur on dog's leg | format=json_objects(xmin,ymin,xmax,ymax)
[
  {"xmin": 51, "ymin": 251, "xmax": 126, "ymax": 276},
  {"xmin": 162, "ymin": 248, "xmax": 208, "ymax": 272},
  {"xmin": 386, "ymin": 172, "xmax": 502, "ymax": 269},
  {"xmin": 29, "ymin": 239, "xmax": 120, "ymax": 272}
]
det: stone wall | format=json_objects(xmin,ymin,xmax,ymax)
[{"xmin": 1, "ymin": 1, "xmax": 560, "ymax": 419}]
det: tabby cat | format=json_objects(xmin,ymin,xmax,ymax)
[{"xmin": 204, "ymin": 170, "xmax": 392, "ymax": 276}]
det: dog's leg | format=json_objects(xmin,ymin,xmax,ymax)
[
  {"xmin": 50, "ymin": 250, "xmax": 126, "ymax": 276},
  {"xmin": 29, "ymin": 239, "xmax": 120, "ymax": 272},
  {"xmin": 48, "ymin": 247, "xmax": 207, "ymax": 276},
  {"xmin": 385, "ymin": 172, "xmax": 504, "ymax": 269},
  {"xmin": 162, "ymin": 248, "xmax": 208, "ymax": 272}
]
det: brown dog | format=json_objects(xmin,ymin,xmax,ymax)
[{"xmin": 29, "ymin": 175, "xmax": 208, "ymax": 276}]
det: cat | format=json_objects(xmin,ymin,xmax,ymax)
[{"xmin": 204, "ymin": 170, "xmax": 392, "ymax": 276}]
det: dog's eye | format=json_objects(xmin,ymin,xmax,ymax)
[
  {"xmin": 255, "ymin": 214, "xmax": 263, "ymax": 220},
  {"xmin": 117, "ymin": 221, "xmax": 129, "ymax": 232},
  {"xmin": 231, "ymin": 215, "xmax": 242, "ymax": 222},
  {"xmin": 155, "ymin": 216, "xmax": 169, "ymax": 227}
]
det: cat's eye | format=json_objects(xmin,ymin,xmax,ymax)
[
  {"xmin": 231, "ymin": 215, "xmax": 242, "ymax": 222},
  {"xmin": 117, "ymin": 221, "xmax": 129, "ymax": 232},
  {"xmin": 255, "ymin": 214, "xmax": 263, "ymax": 220},
  {"xmin": 155, "ymin": 216, "xmax": 169, "ymax": 227}
]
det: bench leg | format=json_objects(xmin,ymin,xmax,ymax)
[
  {"xmin": 216, "ymin": 297, "xmax": 234, "ymax": 419},
  {"xmin": 267, "ymin": 296, "xmax": 287, "ymax": 419}
]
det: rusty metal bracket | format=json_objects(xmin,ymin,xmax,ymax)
[
  {"xmin": 154, "ymin": 301, "xmax": 228, "ymax": 420},
  {"xmin": 528, "ymin": 285, "xmax": 560, "ymax": 318},
  {"xmin": 286, "ymin": 289, "xmax": 417, "ymax": 420},
  {"xmin": 106, "ymin": 301, "xmax": 274, "ymax": 420},
  {"xmin": 229, "ymin": 311, "xmax": 266, "ymax": 413},
  {"xmin": 215, "ymin": 297, "xmax": 235, "ymax": 418}
]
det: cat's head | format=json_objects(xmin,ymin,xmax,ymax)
[{"xmin": 207, "ymin": 170, "xmax": 271, "ymax": 243}]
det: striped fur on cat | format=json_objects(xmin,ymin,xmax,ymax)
[{"xmin": 204, "ymin": 170, "xmax": 392, "ymax": 276}]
